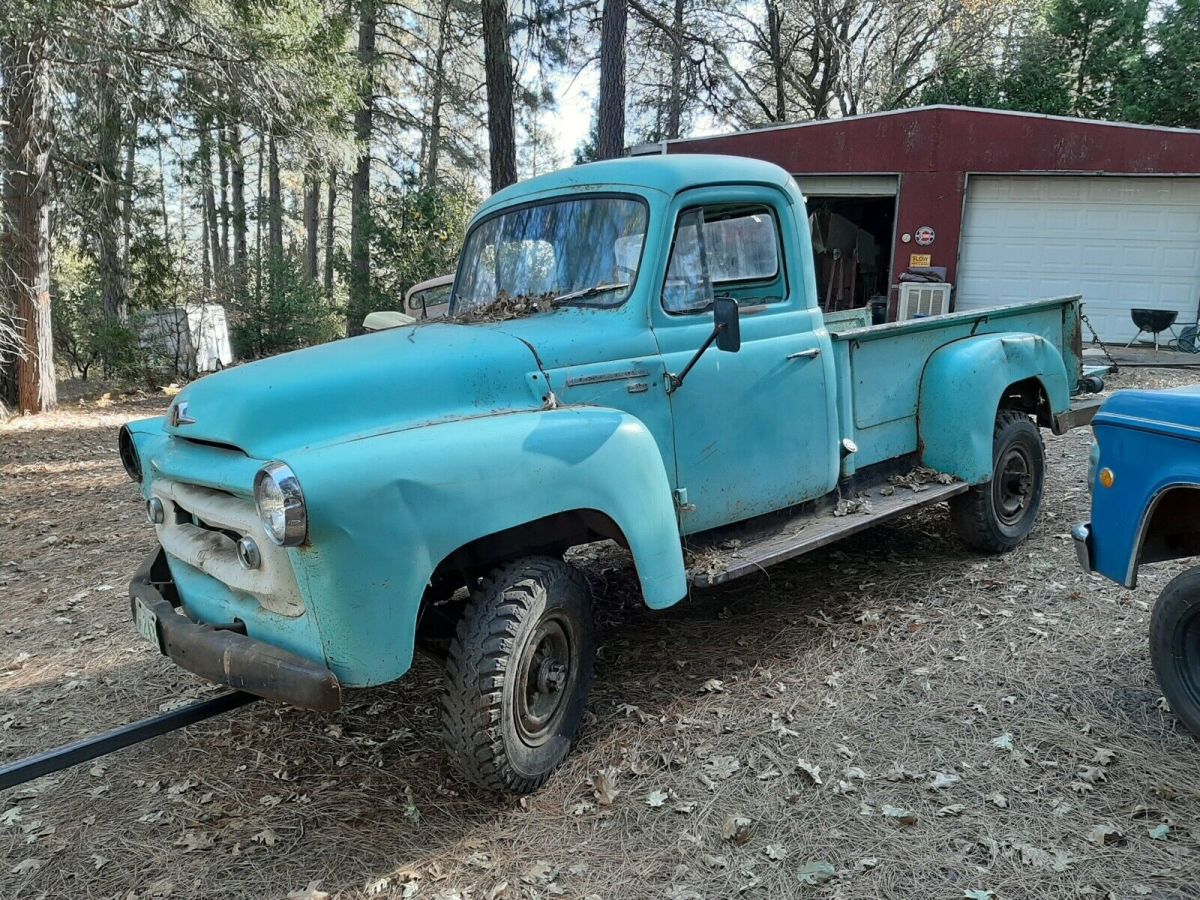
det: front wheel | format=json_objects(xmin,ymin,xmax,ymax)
[
  {"xmin": 950, "ymin": 408, "xmax": 1045, "ymax": 553},
  {"xmin": 441, "ymin": 556, "xmax": 594, "ymax": 794},
  {"xmin": 1151, "ymin": 568, "xmax": 1200, "ymax": 738}
]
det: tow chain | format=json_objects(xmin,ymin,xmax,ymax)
[{"xmin": 1081, "ymin": 313, "xmax": 1119, "ymax": 375}]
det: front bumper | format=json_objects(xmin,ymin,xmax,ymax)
[
  {"xmin": 1053, "ymin": 397, "xmax": 1105, "ymax": 435},
  {"xmin": 1071, "ymin": 522, "xmax": 1094, "ymax": 573},
  {"xmin": 128, "ymin": 548, "xmax": 342, "ymax": 711}
]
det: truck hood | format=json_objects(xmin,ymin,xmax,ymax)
[
  {"xmin": 1094, "ymin": 386, "xmax": 1200, "ymax": 439},
  {"xmin": 164, "ymin": 324, "xmax": 545, "ymax": 459}
]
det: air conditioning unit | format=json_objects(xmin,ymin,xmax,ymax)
[{"xmin": 897, "ymin": 282, "xmax": 952, "ymax": 321}]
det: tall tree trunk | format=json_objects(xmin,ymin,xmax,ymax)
[
  {"xmin": 267, "ymin": 133, "xmax": 283, "ymax": 300},
  {"xmin": 767, "ymin": 0, "xmax": 785, "ymax": 122},
  {"xmin": 2, "ymin": 34, "xmax": 56, "ymax": 413},
  {"xmin": 218, "ymin": 117, "xmax": 230, "ymax": 269},
  {"xmin": 255, "ymin": 136, "xmax": 264, "ymax": 314},
  {"xmin": 350, "ymin": 0, "xmax": 376, "ymax": 324},
  {"xmin": 597, "ymin": 0, "xmax": 628, "ymax": 159},
  {"xmin": 228, "ymin": 122, "xmax": 247, "ymax": 300},
  {"xmin": 666, "ymin": 0, "xmax": 684, "ymax": 139},
  {"xmin": 303, "ymin": 163, "xmax": 320, "ymax": 280},
  {"xmin": 97, "ymin": 64, "xmax": 128, "ymax": 319},
  {"xmin": 121, "ymin": 112, "xmax": 136, "ymax": 273},
  {"xmin": 424, "ymin": 0, "xmax": 450, "ymax": 190},
  {"xmin": 156, "ymin": 132, "xmax": 170, "ymax": 246},
  {"xmin": 199, "ymin": 116, "xmax": 222, "ymax": 299},
  {"xmin": 324, "ymin": 167, "xmax": 336, "ymax": 300},
  {"xmin": 481, "ymin": 0, "xmax": 516, "ymax": 192}
]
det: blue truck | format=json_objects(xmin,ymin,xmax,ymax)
[
  {"xmin": 1074, "ymin": 388, "xmax": 1200, "ymax": 737},
  {"xmin": 120, "ymin": 155, "xmax": 1104, "ymax": 793}
]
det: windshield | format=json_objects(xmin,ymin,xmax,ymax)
[{"xmin": 451, "ymin": 196, "xmax": 648, "ymax": 318}]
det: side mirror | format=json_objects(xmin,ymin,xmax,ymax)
[{"xmin": 713, "ymin": 296, "xmax": 741, "ymax": 352}]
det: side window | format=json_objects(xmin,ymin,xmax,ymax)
[{"xmin": 662, "ymin": 204, "xmax": 783, "ymax": 314}]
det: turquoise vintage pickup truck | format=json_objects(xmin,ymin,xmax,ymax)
[{"xmin": 120, "ymin": 155, "xmax": 1102, "ymax": 793}]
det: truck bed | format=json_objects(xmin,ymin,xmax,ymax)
[{"xmin": 827, "ymin": 295, "xmax": 1082, "ymax": 471}]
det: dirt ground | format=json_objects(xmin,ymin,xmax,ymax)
[{"xmin": 3, "ymin": 370, "xmax": 1200, "ymax": 900}]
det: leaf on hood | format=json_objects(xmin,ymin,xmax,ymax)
[
  {"xmin": 796, "ymin": 759, "xmax": 823, "ymax": 785},
  {"xmin": 721, "ymin": 815, "xmax": 754, "ymax": 844},
  {"xmin": 1087, "ymin": 824, "xmax": 1123, "ymax": 846},
  {"xmin": 796, "ymin": 861, "xmax": 835, "ymax": 885}
]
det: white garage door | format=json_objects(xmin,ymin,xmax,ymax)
[{"xmin": 956, "ymin": 176, "xmax": 1200, "ymax": 342}]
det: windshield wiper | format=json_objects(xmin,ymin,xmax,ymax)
[{"xmin": 551, "ymin": 282, "xmax": 630, "ymax": 307}]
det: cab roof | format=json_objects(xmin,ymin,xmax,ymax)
[{"xmin": 476, "ymin": 154, "xmax": 797, "ymax": 217}]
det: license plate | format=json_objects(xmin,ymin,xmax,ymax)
[{"xmin": 134, "ymin": 598, "xmax": 163, "ymax": 653}]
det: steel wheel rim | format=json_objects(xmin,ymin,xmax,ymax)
[
  {"xmin": 994, "ymin": 444, "xmax": 1034, "ymax": 526},
  {"xmin": 515, "ymin": 616, "xmax": 574, "ymax": 747}
]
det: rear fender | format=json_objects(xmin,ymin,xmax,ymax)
[
  {"xmin": 286, "ymin": 407, "xmax": 686, "ymax": 686},
  {"xmin": 918, "ymin": 333, "xmax": 1070, "ymax": 484}
]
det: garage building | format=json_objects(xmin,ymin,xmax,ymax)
[{"xmin": 646, "ymin": 106, "xmax": 1200, "ymax": 342}]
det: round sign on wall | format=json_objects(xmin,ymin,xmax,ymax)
[{"xmin": 914, "ymin": 225, "xmax": 936, "ymax": 247}]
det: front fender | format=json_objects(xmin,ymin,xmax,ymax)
[
  {"xmin": 286, "ymin": 406, "xmax": 686, "ymax": 686},
  {"xmin": 918, "ymin": 333, "xmax": 1070, "ymax": 484}
]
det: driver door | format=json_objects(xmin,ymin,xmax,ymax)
[{"xmin": 651, "ymin": 185, "xmax": 837, "ymax": 534}]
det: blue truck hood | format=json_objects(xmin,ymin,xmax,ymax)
[
  {"xmin": 1094, "ymin": 386, "xmax": 1200, "ymax": 440},
  {"xmin": 164, "ymin": 323, "xmax": 545, "ymax": 458}
]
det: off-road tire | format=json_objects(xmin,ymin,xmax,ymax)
[
  {"xmin": 441, "ymin": 556, "xmax": 594, "ymax": 794},
  {"xmin": 950, "ymin": 409, "xmax": 1045, "ymax": 553},
  {"xmin": 1151, "ymin": 568, "xmax": 1200, "ymax": 738}
]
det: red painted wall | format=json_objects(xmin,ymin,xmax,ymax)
[{"xmin": 668, "ymin": 106, "xmax": 1200, "ymax": 292}]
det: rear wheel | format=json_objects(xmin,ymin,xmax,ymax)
[
  {"xmin": 951, "ymin": 408, "xmax": 1045, "ymax": 553},
  {"xmin": 441, "ymin": 556, "xmax": 594, "ymax": 794},
  {"xmin": 1151, "ymin": 568, "xmax": 1200, "ymax": 738}
]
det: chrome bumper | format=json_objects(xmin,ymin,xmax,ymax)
[{"xmin": 1071, "ymin": 522, "xmax": 1093, "ymax": 573}]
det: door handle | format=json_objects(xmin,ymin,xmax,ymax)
[{"xmin": 787, "ymin": 348, "xmax": 821, "ymax": 360}]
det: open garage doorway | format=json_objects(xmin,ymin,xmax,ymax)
[{"xmin": 795, "ymin": 175, "xmax": 898, "ymax": 317}]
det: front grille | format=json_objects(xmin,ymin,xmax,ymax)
[{"xmin": 150, "ymin": 479, "xmax": 305, "ymax": 617}]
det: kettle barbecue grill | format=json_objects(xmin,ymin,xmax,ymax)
[{"xmin": 1127, "ymin": 308, "xmax": 1180, "ymax": 351}]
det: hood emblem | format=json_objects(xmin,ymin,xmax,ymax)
[{"xmin": 169, "ymin": 401, "xmax": 197, "ymax": 427}]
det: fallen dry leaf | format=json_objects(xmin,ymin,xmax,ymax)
[{"xmin": 721, "ymin": 815, "xmax": 754, "ymax": 844}]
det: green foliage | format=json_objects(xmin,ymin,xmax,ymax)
[
  {"xmin": 360, "ymin": 180, "xmax": 478, "ymax": 324},
  {"xmin": 1047, "ymin": 0, "xmax": 1148, "ymax": 118},
  {"xmin": 1125, "ymin": 0, "xmax": 1200, "ymax": 128},
  {"xmin": 229, "ymin": 251, "xmax": 343, "ymax": 359},
  {"xmin": 51, "ymin": 245, "xmax": 143, "ymax": 381}
]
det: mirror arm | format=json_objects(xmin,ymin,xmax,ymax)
[{"xmin": 666, "ymin": 324, "xmax": 725, "ymax": 394}]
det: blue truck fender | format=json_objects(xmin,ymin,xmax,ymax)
[
  {"xmin": 285, "ymin": 406, "xmax": 687, "ymax": 686},
  {"xmin": 917, "ymin": 332, "xmax": 1071, "ymax": 485}
]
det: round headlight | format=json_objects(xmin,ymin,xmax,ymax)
[
  {"xmin": 118, "ymin": 425, "xmax": 142, "ymax": 483},
  {"xmin": 254, "ymin": 462, "xmax": 307, "ymax": 546}
]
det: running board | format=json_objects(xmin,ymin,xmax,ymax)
[{"xmin": 686, "ymin": 480, "xmax": 969, "ymax": 587}]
